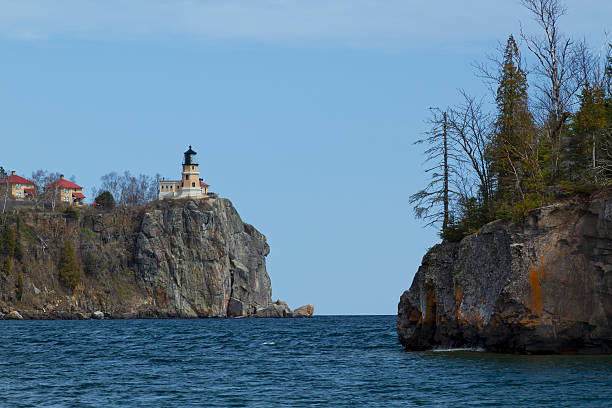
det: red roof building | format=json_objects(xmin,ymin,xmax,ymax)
[
  {"xmin": 45, "ymin": 175, "xmax": 86, "ymax": 205},
  {"xmin": 0, "ymin": 171, "xmax": 36, "ymax": 200}
]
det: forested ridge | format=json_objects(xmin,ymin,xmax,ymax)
[{"xmin": 411, "ymin": 0, "xmax": 612, "ymax": 241}]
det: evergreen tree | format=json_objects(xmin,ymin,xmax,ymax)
[
  {"xmin": 59, "ymin": 240, "xmax": 81, "ymax": 291},
  {"xmin": 14, "ymin": 219, "xmax": 23, "ymax": 262},
  {"xmin": 16, "ymin": 273, "xmax": 23, "ymax": 301},
  {"xmin": 0, "ymin": 224, "xmax": 16, "ymax": 257},
  {"xmin": 488, "ymin": 35, "xmax": 541, "ymax": 216},
  {"xmin": 568, "ymin": 84, "xmax": 608, "ymax": 183},
  {"xmin": 94, "ymin": 190, "xmax": 116, "ymax": 210}
]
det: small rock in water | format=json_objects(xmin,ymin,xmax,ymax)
[
  {"xmin": 292, "ymin": 304, "xmax": 314, "ymax": 318},
  {"xmin": 92, "ymin": 311, "xmax": 105, "ymax": 319},
  {"xmin": 254, "ymin": 300, "xmax": 293, "ymax": 318},
  {"xmin": 8, "ymin": 311, "xmax": 23, "ymax": 320}
]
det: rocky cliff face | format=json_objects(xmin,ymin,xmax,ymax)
[
  {"xmin": 0, "ymin": 197, "xmax": 310, "ymax": 319},
  {"xmin": 134, "ymin": 198, "xmax": 272, "ymax": 317},
  {"xmin": 397, "ymin": 188, "xmax": 612, "ymax": 354}
]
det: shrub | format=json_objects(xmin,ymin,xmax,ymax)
[
  {"xmin": 63, "ymin": 206, "xmax": 80, "ymax": 220},
  {"xmin": 0, "ymin": 224, "xmax": 15, "ymax": 257},
  {"xmin": 95, "ymin": 191, "xmax": 116, "ymax": 210},
  {"xmin": 14, "ymin": 231, "xmax": 23, "ymax": 262},
  {"xmin": 16, "ymin": 273, "xmax": 23, "ymax": 301},
  {"xmin": 3, "ymin": 256, "xmax": 11, "ymax": 275},
  {"xmin": 59, "ymin": 240, "xmax": 82, "ymax": 291}
]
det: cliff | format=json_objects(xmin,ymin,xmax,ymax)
[
  {"xmin": 397, "ymin": 188, "xmax": 612, "ymax": 354},
  {"xmin": 0, "ymin": 197, "xmax": 312, "ymax": 319}
]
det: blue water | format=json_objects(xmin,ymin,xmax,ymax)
[{"xmin": 1, "ymin": 315, "xmax": 611, "ymax": 407}]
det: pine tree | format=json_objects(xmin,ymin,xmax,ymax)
[
  {"xmin": 489, "ymin": 35, "xmax": 541, "ymax": 215},
  {"xmin": 59, "ymin": 240, "xmax": 81, "ymax": 291},
  {"xmin": 16, "ymin": 273, "xmax": 23, "ymax": 301},
  {"xmin": 13, "ymin": 217, "xmax": 23, "ymax": 262},
  {"xmin": 94, "ymin": 190, "xmax": 116, "ymax": 210},
  {"xmin": 568, "ymin": 84, "xmax": 608, "ymax": 183},
  {"xmin": 0, "ymin": 224, "xmax": 16, "ymax": 257},
  {"xmin": 410, "ymin": 109, "xmax": 462, "ymax": 234}
]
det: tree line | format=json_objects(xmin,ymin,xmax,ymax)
[
  {"xmin": 0, "ymin": 167, "xmax": 162, "ymax": 211},
  {"xmin": 411, "ymin": 0, "xmax": 612, "ymax": 241}
]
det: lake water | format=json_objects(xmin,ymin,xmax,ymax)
[{"xmin": 1, "ymin": 315, "xmax": 611, "ymax": 407}]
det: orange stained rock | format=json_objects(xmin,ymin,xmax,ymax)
[
  {"xmin": 425, "ymin": 283, "xmax": 438, "ymax": 323},
  {"xmin": 528, "ymin": 243, "xmax": 562, "ymax": 318},
  {"xmin": 529, "ymin": 264, "xmax": 544, "ymax": 317},
  {"xmin": 454, "ymin": 286, "xmax": 463, "ymax": 318},
  {"xmin": 408, "ymin": 310, "xmax": 421, "ymax": 322}
]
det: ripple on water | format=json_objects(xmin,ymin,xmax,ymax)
[{"xmin": 0, "ymin": 316, "xmax": 611, "ymax": 407}]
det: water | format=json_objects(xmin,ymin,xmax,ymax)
[{"xmin": 1, "ymin": 316, "xmax": 611, "ymax": 407}]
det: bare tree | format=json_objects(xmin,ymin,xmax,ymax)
[
  {"xmin": 594, "ymin": 126, "xmax": 612, "ymax": 183},
  {"xmin": 446, "ymin": 91, "xmax": 495, "ymax": 206},
  {"xmin": 97, "ymin": 171, "xmax": 161, "ymax": 207},
  {"xmin": 520, "ymin": 0, "xmax": 583, "ymax": 180},
  {"xmin": 410, "ymin": 108, "xmax": 464, "ymax": 230},
  {"xmin": 98, "ymin": 172, "xmax": 123, "ymax": 203},
  {"xmin": 30, "ymin": 170, "xmax": 62, "ymax": 211},
  {"xmin": 0, "ymin": 166, "xmax": 9, "ymax": 215}
]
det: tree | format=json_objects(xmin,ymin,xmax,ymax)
[
  {"xmin": 30, "ymin": 170, "xmax": 62, "ymax": 210},
  {"xmin": 0, "ymin": 224, "xmax": 16, "ymax": 257},
  {"xmin": 568, "ymin": 84, "xmax": 608, "ymax": 183},
  {"xmin": 94, "ymin": 190, "xmax": 115, "ymax": 209},
  {"xmin": 16, "ymin": 273, "xmax": 23, "ymax": 301},
  {"xmin": 447, "ymin": 91, "xmax": 495, "ymax": 207},
  {"xmin": 520, "ymin": 0, "xmax": 583, "ymax": 181},
  {"xmin": 14, "ymin": 229, "xmax": 23, "ymax": 262},
  {"xmin": 410, "ymin": 109, "xmax": 463, "ymax": 232},
  {"xmin": 489, "ymin": 35, "xmax": 541, "ymax": 208},
  {"xmin": 59, "ymin": 240, "xmax": 81, "ymax": 291},
  {"xmin": 2, "ymin": 256, "xmax": 11, "ymax": 276},
  {"xmin": 1, "ymin": 168, "xmax": 9, "ymax": 215},
  {"xmin": 95, "ymin": 171, "xmax": 161, "ymax": 207}
]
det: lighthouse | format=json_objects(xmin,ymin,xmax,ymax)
[{"xmin": 158, "ymin": 146, "xmax": 210, "ymax": 200}]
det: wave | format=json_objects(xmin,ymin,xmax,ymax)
[{"xmin": 432, "ymin": 347, "xmax": 484, "ymax": 352}]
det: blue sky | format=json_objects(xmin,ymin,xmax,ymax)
[{"xmin": 0, "ymin": 1, "xmax": 610, "ymax": 314}]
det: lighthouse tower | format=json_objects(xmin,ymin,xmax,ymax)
[
  {"xmin": 180, "ymin": 146, "xmax": 202, "ymax": 198},
  {"xmin": 158, "ymin": 145, "xmax": 210, "ymax": 200}
]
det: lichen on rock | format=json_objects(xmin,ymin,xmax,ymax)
[{"xmin": 397, "ymin": 188, "xmax": 612, "ymax": 354}]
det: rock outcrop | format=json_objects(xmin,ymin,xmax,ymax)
[
  {"xmin": 134, "ymin": 198, "xmax": 272, "ymax": 317},
  {"xmin": 0, "ymin": 197, "xmax": 309, "ymax": 319},
  {"xmin": 397, "ymin": 188, "xmax": 612, "ymax": 354},
  {"xmin": 292, "ymin": 304, "xmax": 315, "ymax": 318}
]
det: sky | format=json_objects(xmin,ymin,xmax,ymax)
[{"xmin": 0, "ymin": 0, "xmax": 610, "ymax": 315}]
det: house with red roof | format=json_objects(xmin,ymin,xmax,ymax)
[
  {"xmin": 45, "ymin": 175, "xmax": 86, "ymax": 205},
  {"xmin": 0, "ymin": 171, "xmax": 36, "ymax": 200}
]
